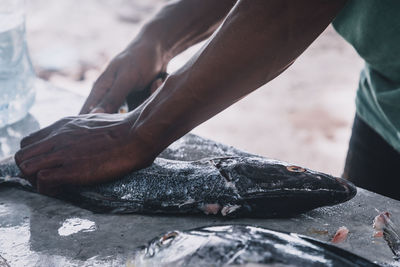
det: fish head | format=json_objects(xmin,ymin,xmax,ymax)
[
  {"xmin": 130, "ymin": 225, "xmax": 275, "ymax": 266},
  {"xmin": 212, "ymin": 157, "xmax": 357, "ymax": 217},
  {"xmin": 130, "ymin": 225, "xmax": 377, "ymax": 266},
  {"xmin": 130, "ymin": 229, "xmax": 226, "ymax": 266}
]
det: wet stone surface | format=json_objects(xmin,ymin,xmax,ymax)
[
  {"xmin": 1, "ymin": 81, "xmax": 400, "ymax": 266},
  {"xmin": 1, "ymin": 186, "xmax": 400, "ymax": 266}
]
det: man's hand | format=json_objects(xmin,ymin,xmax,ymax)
[
  {"xmin": 80, "ymin": 40, "xmax": 166, "ymax": 114},
  {"xmin": 14, "ymin": 112, "xmax": 155, "ymax": 195},
  {"xmin": 12, "ymin": 0, "xmax": 236, "ymax": 195},
  {"xmin": 80, "ymin": 0, "xmax": 235, "ymax": 114}
]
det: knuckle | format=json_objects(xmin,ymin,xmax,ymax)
[
  {"xmin": 20, "ymin": 136, "xmax": 29, "ymax": 146},
  {"xmin": 14, "ymin": 151, "xmax": 24, "ymax": 164},
  {"xmin": 19, "ymin": 160, "xmax": 36, "ymax": 176},
  {"xmin": 20, "ymin": 160, "xmax": 29, "ymax": 170},
  {"xmin": 19, "ymin": 163, "xmax": 30, "ymax": 176}
]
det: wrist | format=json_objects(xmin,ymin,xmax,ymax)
[
  {"xmin": 123, "ymin": 108, "xmax": 162, "ymax": 164},
  {"xmin": 121, "ymin": 115, "xmax": 158, "ymax": 168},
  {"xmin": 128, "ymin": 74, "xmax": 196, "ymax": 157}
]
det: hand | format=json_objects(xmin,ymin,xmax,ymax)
[
  {"xmin": 80, "ymin": 40, "xmax": 167, "ymax": 114},
  {"xmin": 14, "ymin": 112, "xmax": 155, "ymax": 195}
]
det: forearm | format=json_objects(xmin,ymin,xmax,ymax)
[
  {"xmin": 136, "ymin": 0, "xmax": 237, "ymax": 62},
  {"xmin": 131, "ymin": 0, "xmax": 346, "ymax": 157}
]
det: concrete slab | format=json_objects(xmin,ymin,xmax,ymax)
[
  {"xmin": 1, "ymin": 183, "xmax": 400, "ymax": 266},
  {"xmin": 1, "ymin": 81, "xmax": 399, "ymax": 266}
]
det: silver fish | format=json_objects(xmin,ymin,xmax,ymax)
[
  {"xmin": 130, "ymin": 224, "xmax": 378, "ymax": 266},
  {"xmin": 0, "ymin": 134, "xmax": 356, "ymax": 217}
]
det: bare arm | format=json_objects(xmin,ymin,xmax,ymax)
[
  {"xmin": 143, "ymin": 0, "xmax": 237, "ymax": 61},
  {"xmin": 80, "ymin": 0, "xmax": 236, "ymax": 114},
  {"xmin": 132, "ymin": 0, "xmax": 347, "ymax": 157}
]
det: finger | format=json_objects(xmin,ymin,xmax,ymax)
[
  {"xmin": 93, "ymin": 73, "xmax": 135, "ymax": 114},
  {"xmin": 80, "ymin": 70, "xmax": 115, "ymax": 114},
  {"xmin": 15, "ymin": 137, "xmax": 55, "ymax": 165},
  {"xmin": 18, "ymin": 153, "xmax": 63, "ymax": 177},
  {"xmin": 36, "ymin": 168, "xmax": 69, "ymax": 196},
  {"xmin": 20, "ymin": 119, "xmax": 67, "ymax": 148}
]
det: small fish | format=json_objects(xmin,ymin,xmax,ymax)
[
  {"xmin": 0, "ymin": 134, "xmax": 356, "ymax": 217},
  {"xmin": 373, "ymin": 212, "xmax": 400, "ymax": 260},
  {"xmin": 130, "ymin": 224, "xmax": 378, "ymax": 266}
]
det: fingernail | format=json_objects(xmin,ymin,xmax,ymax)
[{"xmin": 14, "ymin": 153, "xmax": 21, "ymax": 163}]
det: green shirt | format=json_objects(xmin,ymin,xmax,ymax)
[{"xmin": 332, "ymin": 0, "xmax": 400, "ymax": 152}]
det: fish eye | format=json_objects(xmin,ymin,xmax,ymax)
[
  {"xmin": 160, "ymin": 232, "xmax": 179, "ymax": 246},
  {"xmin": 286, "ymin": 166, "xmax": 306, "ymax": 173}
]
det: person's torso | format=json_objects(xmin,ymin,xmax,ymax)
[
  {"xmin": 332, "ymin": 0, "xmax": 400, "ymax": 152},
  {"xmin": 333, "ymin": 0, "xmax": 400, "ymax": 82}
]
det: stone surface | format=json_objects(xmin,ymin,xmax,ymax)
[
  {"xmin": 1, "ymin": 182, "xmax": 399, "ymax": 266},
  {"xmin": 0, "ymin": 81, "xmax": 399, "ymax": 266}
]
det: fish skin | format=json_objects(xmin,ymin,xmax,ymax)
[
  {"xmin": 0, "ymin": 134, "xmax": 357, "ymax": 217},
  {"xmin": 130, "ymin": 224, "xmax": 378, "ymax": 267}
]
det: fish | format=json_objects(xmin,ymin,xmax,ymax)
[
  {"xmin": 0, "ymin": 134, "xmax": 357, "ymax": 217},
  {"xmin": 373, "ymin": 212, "xmax": 400, "ymax": 260},
  {"xmin": 129, "ymin": 224, "xmax": 378, "ymax": 266}
]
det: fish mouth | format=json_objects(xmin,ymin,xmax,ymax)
[
  {"xmin": 334, "ymin": 177, "xmax": 357, "ymax": 201},
  {"xmin": 242, "ymin": 187, "xmax": 355, "ymax": 201},
  {"xmin": 238, "ymin": 186, "xmax": 357, "ymax": 218},
  {"xmin": 241, "ymin": 174, "xmax": 358, "ymax": 202}
]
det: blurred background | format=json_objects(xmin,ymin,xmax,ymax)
[{"xmin": 26, "ymin": 0, "xmax": 363, "ymax": 176}]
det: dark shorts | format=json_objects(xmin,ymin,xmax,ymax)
[{"xmin": 343, "ymin": 115, "xmax": 400, "ymax": 200}]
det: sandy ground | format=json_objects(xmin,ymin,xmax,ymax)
[{"xmin": 25, "ymin": 0, "xmax": 364, "ymax": 176}]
